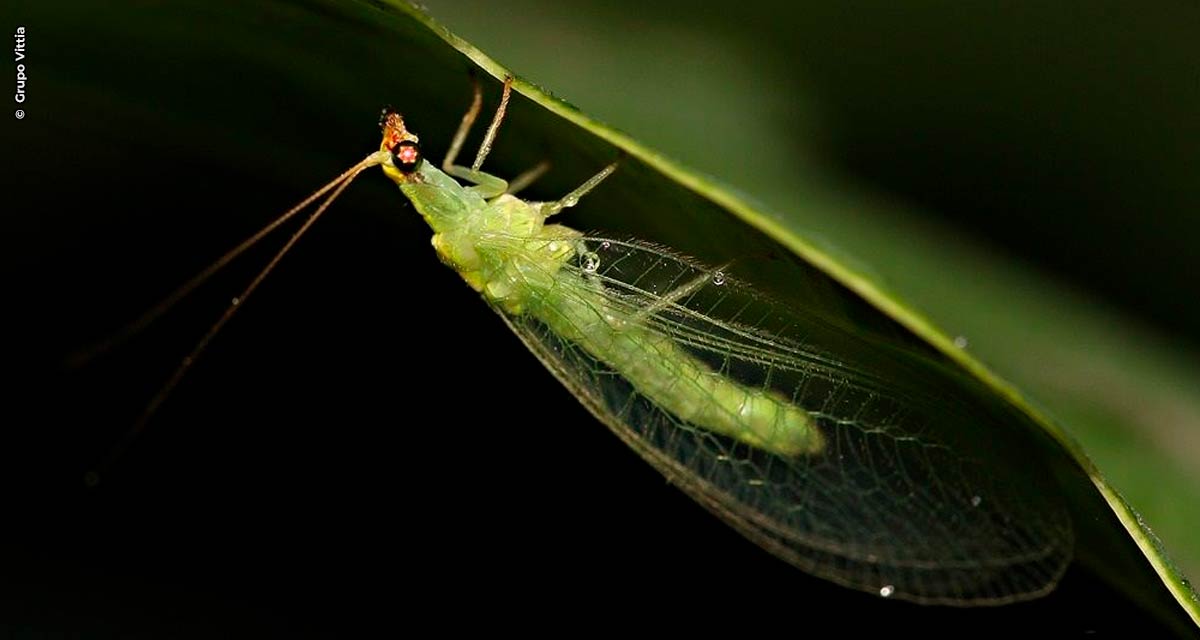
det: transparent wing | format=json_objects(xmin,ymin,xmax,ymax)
[{"xmin": 491, "ymin": 236, "xmax": 1072, "ymax": 605}]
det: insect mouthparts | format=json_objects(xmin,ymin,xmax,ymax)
[{"xmin": 378, "ymin": 105, "xmax": 397, "ymax": 130}]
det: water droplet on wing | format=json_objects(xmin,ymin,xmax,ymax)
[{"xmin": 581, "ymin": 251, "xmax": 601, "ymax": 273}]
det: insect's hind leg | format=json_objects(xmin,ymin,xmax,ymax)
[
  {"xmin": 631, "ymin": 263, "xmax": 729, "ymax": 326},
  {"xmin": 441, "ymin": 73, "xmax": 483, "ymax": 173},
  {"xmin": 505, "ymin": 161, "xmax": 551, "ymax": 196},
  {"xmin": 442, "ymin": 74, "xmax": 513, "ymax": 198},
  {"xmin": 530, "ymin": 161, "xmax": 619, "ymax": 218}
]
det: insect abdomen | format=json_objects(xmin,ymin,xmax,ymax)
[{"xmin": 530, "ymin": 273, "xmax": 825, "ymax": 457}]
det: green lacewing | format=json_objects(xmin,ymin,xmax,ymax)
[{"xmin": 94, "ymin": 75, "xmax": 1072, "ymax": 606}]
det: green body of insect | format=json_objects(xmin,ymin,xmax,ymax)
[{"xmin": 378, "ymin": 108, "xmax": 822, "ymax": 458}]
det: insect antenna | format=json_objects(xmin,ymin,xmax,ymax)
[
  {"xmin": 84, "ymin": 152, "xmax": 388, "ymax": 486},
  {"xmin": 68, "ymin": 154, "xmax": 388, "ymax": 370}
]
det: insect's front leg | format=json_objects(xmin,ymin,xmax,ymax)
[
  {"xmin": 447, "ymin": 166, "xmax": 508, "ymax": 199},
  {"xmin": 442, "ymin": 74, "xmax": 513, "ymax": 198}
]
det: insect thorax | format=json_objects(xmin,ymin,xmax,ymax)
[{"xmin": 431, "ymin": 194, "xmax": 582, "ymax": 315}]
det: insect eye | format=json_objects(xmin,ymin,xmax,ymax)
[{"xmin": 391, "ymin": 139, "xmax": 422, "ymax": 173}]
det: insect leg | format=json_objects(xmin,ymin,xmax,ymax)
[
  {"xmin": 442, "ymin": 75, "xmax": 513, "ymax": 198},
  {"xmin": 441, "ymin": 73, "xmax": 483, "ymax": 173},
  {"xmin": 472, "ymin": 75, "xmax": 513, "ymax": 171},
  {"xmin": 628, "ymin": 263, "xmax": 730, "ymax": 326},
  {"xmin": 530, "ymin": 161, "xmax": 619, "ymax": 217},
  {"xmin": 505, "ymin": 160, "xmax": 551, "ymax": 196}
]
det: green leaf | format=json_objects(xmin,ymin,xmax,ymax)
[
  {"xmin": 419, "ymin": 5, "xmax": 1200, "ymax": 607},
  {"xmin": 421, "ymin": 0, "xmax": 1200, "ymax": 628},
  {"xmin": 7, "ymin": 0, "xmax": 1196, "ymax": 634}
]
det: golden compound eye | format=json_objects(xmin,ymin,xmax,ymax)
[{"xmin": 391, "ymin": 139, "xmax": 421, "ymax": 173}]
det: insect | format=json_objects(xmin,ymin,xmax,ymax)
[{"xmin": 96, "ymin": 74, "xmax": 1072, "ymax": 606}]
